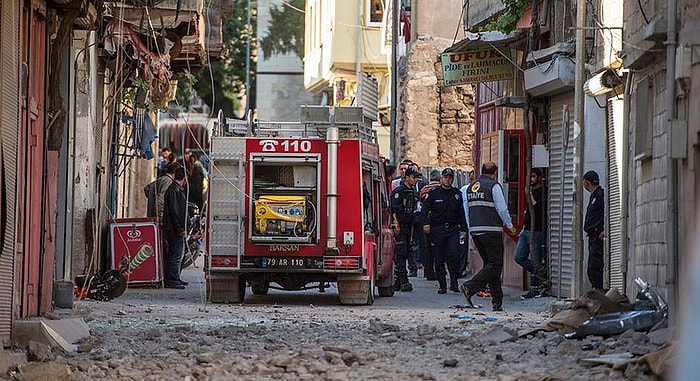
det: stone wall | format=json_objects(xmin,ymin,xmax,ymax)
[{"xmin": 397, "ymin": 34, "xmax": 474, "ymax": 170}]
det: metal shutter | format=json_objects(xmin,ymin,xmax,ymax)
[
  {"xmin": 607, "ymin": 96, "xmax": 625, "ymax": 292},
  {"xmin": 548, "ymin": 93, "xmax": 575, "ymax": 298},
  {"xmin": 0, "ymin": 0, "xmax": 20, "ymax": 340}
]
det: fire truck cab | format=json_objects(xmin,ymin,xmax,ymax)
[{"xmin": 205, "ymin": 106, "xmax": 395, "ymax": 305}]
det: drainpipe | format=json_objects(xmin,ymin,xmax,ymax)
[
  {"xmin": 356, "ymin": 1, "xmax": 363, "ymax": 76},
  {"xmin": 665, "ymin": 0, "xmax": 678, "ymax": 325},
  {"xmin": 572, "ymin": 0, "xmax": 587, "ymax": 296},
  {"xmin": 325, "ymin": 109, "xmax": 339, "ymax": 254},
  {"xmin": 621, "ymin": 72, "xmax": 632, "ymax": 289}
]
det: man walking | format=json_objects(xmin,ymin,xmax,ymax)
[
  {"xmin": 390, "ymin": 167, "xmax": 421, "ymax": 292},
  {"xmin": 583, "ymin": 170, "xmax": 605, "ymax": 290},
  {"xmin": 460, "ymin": 162, "xmax": 516, "ymax": 311},
  {"xmin": 420, "ymin": 168, "xmax": 468, "ymax": 294},
  {"xmin": 516, "ymin": 168, "xmax": 548, "ymax": 299}
]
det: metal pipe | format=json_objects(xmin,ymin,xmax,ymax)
[
  {"xmin": 389, "ymin": 0, "xmax": 398, "ymax": 163},
  {"xmin": 665, "ymin": 0, "xmax": 678, "ymax": 325},
  {"xmin": 571, "ymin": 0, "xmax": 587, "ymax": 296},
  {"xmin": 245, "ymin": 0, "xmax": 252, "ymax": 112},
  {"xmin": 621, "ymin": 71, "xmax": 632, "ymax": 291},
  {"xmin": 325, "ymin": 110, "xmax": 339, "ymax": 252},
  {"xmin": 356, "ymin": 0, "xmax": 362, "ymax": 76}
]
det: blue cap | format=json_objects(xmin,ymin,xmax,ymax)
[
  {"xmin": 442, "ymin": 168, "xmax": 455, "ymax": 177},
  {"xmin": 405, "ymin": 167, "xmax": 421, "ymax": 177},
  {"xmin": 583, "ymin": 170, "xmax": 599, "ymax": 184}
]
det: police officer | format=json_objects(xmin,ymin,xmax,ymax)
[
  {"xmin": 460, "ymin": 162, "xmax": 516, "ymax": 311},
  {"xmin": 390, "ymin": 167, "xmax": 421, "ymax": 292},
  {"xmin": 583, "ymin": 170, "xmax": 605, "ymax": 290},
  {"xmin": 419, "ymin": 168, "xmax": 468, "ymax": 294}
]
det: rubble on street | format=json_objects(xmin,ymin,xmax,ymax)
[{"xmin": 2, "ymin": 269, "xmax": 674, "ymax": 381}]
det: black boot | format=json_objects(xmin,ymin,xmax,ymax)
[
  {"xmin": 437, "ymin": 277, "xmax": 447, "ymax": 294},
  {"xmin": 449, "ymin": 279, "xmax": 459, "ymax": 293},
  {"xmin": 393, "ymin": 278, "xmax": 401, "ymax": 291}
]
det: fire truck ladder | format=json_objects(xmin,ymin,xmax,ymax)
[
  {"xmin": 221, "ymin": 106, "xmax": 377, "ymax": 144},
  {"xmin": 206, "ymin": 138, "xmax": 247, "ymax": 302}
]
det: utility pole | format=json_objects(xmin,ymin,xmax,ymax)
[
  {"xmin": 572, "ymin": 0, "xmax": 586, "ymax": 296},
  {"xmin": 389, "ymin": 0, "xmax": 398, "ymax": 163},
  {"xmin": 245, "ymin": 0, "xmax": 252, "ymax": 113}
]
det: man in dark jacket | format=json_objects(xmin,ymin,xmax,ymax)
[
  {"xmin": 516, "ymin": 168, "xmax": 548, "ymax": 299},
  {"xmin": 390, "ymin": 167, "xmax": 421, "ymax": 292},
  {"xmin": 419, "ymin": 168, "xmax": 468, "ymax": 294},
  {"xmin": 583, "ymin": 170, "xmax": 605, "ymax": 290},
  {"xmin": 460, "ymin": 162, "xmax": 517, "ymax": 311},
  {"xmin": 162, "ymin": 166, "xmax": 188, "ymax": 289}
]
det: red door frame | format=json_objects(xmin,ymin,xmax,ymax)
[{"xmin": 19, "ymin": 0, "xmax": 49, "ymax": 317}]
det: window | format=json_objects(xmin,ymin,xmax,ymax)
[
  {"xmin": 368, "ymin": 0, "xmax": 384, "ymax": 24},
  {"xmin": 634, "ymin": 77, "xmax": 653, "ymax": 160}
]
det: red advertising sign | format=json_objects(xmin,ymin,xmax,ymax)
[{"xmin": 110, "ymin": 218, "xmax": 163, "ymax": 285}]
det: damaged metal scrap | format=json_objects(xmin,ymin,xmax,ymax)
[{"xmin": 564, "ymin": 278, "xmax": 668, "ymax": 339}]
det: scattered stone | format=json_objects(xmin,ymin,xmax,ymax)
[
  {"xmin": 269, "ymin": 354, "xmax": 297, "ymax": 369},
  {"xmin": 196, "ymin": 352, "xmax": 218, "ymax": 364},
  {"xmin": 417, "ymin": 324, "xmax": 436, "ymax": 339},
  {"xmin": 14, "ymin": 362, "xmax": 70, "ymax": 381},
  {"xmin": 628, "ymin": 344, "xmax": 653, "ymax": 356},
  {"xmin": 368, "ymin": 318, "xmax": 400, "ymax": 333},
  {"xmin": 479, "ymin": 327, "xmax": 518, "ymax": 343},
  {"xmin": 443, "ymin": 359, "xmax": 458, "ymax": 367},
  {"xmin": 620, "ymin": 329, "xmax": 636, "ymax": 339},
  {"xmin": 631, "ymin": 332, "xmax": 649, "ymax": 344},
  {"xmin": 0, "ymin": 350, "xmax": 18, "ymax": 375},
  {"xmin": 145, "ymin": 328, "xmax": 162, "ymax": 340},
  {"xmin": 26, "ymin": 341, "xmax": 54, "ymax": 362},
  {"xmin": 647, "ymin": 327, "xmax": 672, "ymax": 345}
]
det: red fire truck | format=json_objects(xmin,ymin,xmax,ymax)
[{"xmin": 205, "ymin": 106, "xmax": 395, "ymax": 305}]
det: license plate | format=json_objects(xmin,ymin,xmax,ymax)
[{"xmin": 261, "ymin": 257, "xmax": 306, "ymax": 268}]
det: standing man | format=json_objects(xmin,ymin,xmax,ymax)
[
  {"xmin": 390, "ymin": 167, "xmax": 421, "ymax": 292},
  {"xmin": 460, "ymin": 162, "xmax": 516, "ymax": 311},
  {"xmin": 391, "ymin": 159, "xmax": 413, "ymax": 190},
  {"xmin": 583, "ymin": 170, "xmax": 605, "ymax": 290},
  {"xmin": 158, "ymin": 147, "xmax": 172, "ymax": 177},
  {"xmin": 515, "ymin": 168, "xmax": 548, "ymax": 299},
  {"xmin": 418, "ymin": 169, "xmax": 442, "ymax": 281},
  {"xmin": 407, "ymin": 162, "xmax": 428, "ymax": 277},
  {"xmin": 162, "ymin": 166, "xmax": 189, "ymax": 289},
  {"xmin": 420, "ymin": 168, "xmax": 468, "ymax": 294}
]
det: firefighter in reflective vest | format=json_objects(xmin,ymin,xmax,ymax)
[
  {"xmin": 419, "ymin": 168, "xmax": 468, "ymax": 294},
  {"xmin": 460, "ymin": 162, "xmax": 517, "ymax": 311},
  {"xmin": 390, "ymin": 167, "xmax": 421, "ymax": 292}
]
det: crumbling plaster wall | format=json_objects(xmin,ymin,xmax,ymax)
[{"xmin": 397, "ymin": 34, "xmax": 474, "ymax": 170}]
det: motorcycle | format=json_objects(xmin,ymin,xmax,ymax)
[{"xmin": 181, "ymin": 202, "xmax": 206, "ymax": 269}]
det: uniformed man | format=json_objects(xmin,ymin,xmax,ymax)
[
  {"xmin": 390, "ymin": 167, "xmax": 421, "ymax": 292},
  {"xmin": 419, "ymin": 168, "xmax": 468, "ymax": 294},
  {"xmin": 460, "ymin": 162, "xmax": 516, "ymax": 311},
  {"xmin": 583, "ymin": 170, "xmax": 605, "ymax": 290}
]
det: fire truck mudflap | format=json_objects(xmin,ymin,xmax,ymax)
[{"xmin": 205, "ymin": 107, "xmax": 395, "ymax": 305}]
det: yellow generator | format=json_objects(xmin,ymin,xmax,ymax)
[{"xmin": 254, "ymin": 195, "xmax": 308, "ymax": 236}]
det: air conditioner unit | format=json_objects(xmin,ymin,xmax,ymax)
[{"xmin": 524, "ymin": 56, "xmax": 576, "ymax": 97}]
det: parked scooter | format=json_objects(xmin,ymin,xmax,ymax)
[{"xmin": 181, "ymin": 202, "xmax": 205, "ymax": 269}]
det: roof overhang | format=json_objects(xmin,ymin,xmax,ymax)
[{"xmin": 443, "ymin": 30, "xmax": 527, "ymax": 54}]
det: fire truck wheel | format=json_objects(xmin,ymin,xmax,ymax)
[
  {"xmin": 377, "ymin": 284, "xmax": 395, "ymax": 297},
  {"xmin": 366, "ymin": 276, "xmax": 375, "ymax": 305},
  {"xmin": 250, "ymin": 281, "xmax": 269, "ymax": 295},
  {"xmin": 377, "ymin": 267, "xmax": 395, "ymax": 297}
]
